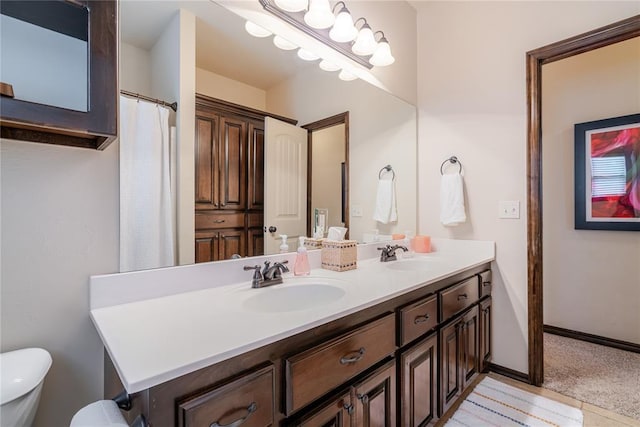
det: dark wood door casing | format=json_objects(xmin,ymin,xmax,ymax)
[{"xmin": 526, "ymin": 14, "xmax": 640, "ymax": 386}]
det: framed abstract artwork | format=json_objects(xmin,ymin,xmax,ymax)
[{"xmin": 574, "ymin": 113, "xmax": 640, "ymax": 231}]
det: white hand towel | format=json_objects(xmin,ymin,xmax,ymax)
[
  {"xmin": 373, "ymin": 179, "xmax": 398, "ymax": 224},
  {"xmin": 440, "ymin": 173, "xmax": 467, "ymax": 226}
]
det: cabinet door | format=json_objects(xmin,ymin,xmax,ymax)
[
  {"xmin": 439, "ymin": 319, "xmax": 461, "ymax": 416},
  {"xmin": 248, "ymin": 120, "xmax": 265, "ymax": 211},
  {"xmin": 479, "ymin": 298, "xmax": 492, "ymax": 373},
  {"xmin": 292, "ymin": 391, "xmax": 354, "ymax": 427},
  {"xmin": 195, "ymin": 232, "xmax": 219, "ymax": 264},
  {"xmin": 248, "ymin": 228, "xmax": 264, "ymax": 257},
  {"xmin": 178, "ymin": 365, "xmax": 274, "ymax": 427},
  {"xmin": 219, "ymin": 116, "xmax": 247, "ymax": 210},
  {"xmin": 353, "ymin": 360, "xmax": 396, "ymax": 427},
  {"xmin": 195, "ymin": 112, "xmax": 219, "ymax": 209},
  {"xmin": 218, "ymin": 229, "xmax": 247, "ymax": 260},
  {"xmin": 400, "ymin": 334, "xmax": 437, "ymax": 427},
  {"xmin": 460, "ymin": 306, "xmax": 479, "ymax": 390}
]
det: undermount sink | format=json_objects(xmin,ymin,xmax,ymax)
[
  {"xmin": 243, "ymin": 281, "xmax": 346, "ymax": 313},
  {"xmin": 385, "ymin": 257, "xmax": 443, "ymax": 272}
]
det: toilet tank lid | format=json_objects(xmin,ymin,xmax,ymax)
[{"xmin": 0, "ymin": 348, "xmax": 52, "ymax": 405}]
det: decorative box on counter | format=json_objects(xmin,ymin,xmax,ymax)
[
  {"xmin": 321, "ymin": 240, "xmax": 357, "ymax": 272},
  {"xmin": 304, "ymin": 237, "xmax": 324, "ymax": 250}
]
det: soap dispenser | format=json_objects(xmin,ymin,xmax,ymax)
[
  {"xmin": 294, "ymin": 236, "xmax": 310, "ymax": 276},
  {"xmin": 279, "ymin": 235, "xmax": 289, "ymax": 253}
]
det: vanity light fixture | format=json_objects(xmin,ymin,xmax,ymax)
[
  {"xmin": 328, "ymin": 2, "xmax": 357, "ymax": 43},
  {"xmin": 351, "ymin": 18, "xmax": 377, "ymax": 56},
  {"xmin": 304, "ymin": 0, "xmax": 334, "ymax": 29},
  {"xmin": 244, "ymin": 21, "xmax": 272, "ymax": 38},
  {"xmin": 274, "ymin": 0, "xmax": 307, "ymax": 13},
  {"xmin": 297, "ymin": 48, "xmax": 320, "ymax": 61},
  {"xmin": 273, "ymin": 35, "xmax": 298, "ymax": 50},
  {"xmin": 319, "ymin": 59, "xmax": 340, "ymax": 71},
  {"xmin": 369, "ymin": 31, "xmax": 395, "ymax": 66},
  {"xmin": 338, "ymin": 69, "xmax": 357, "ymax": 81}
]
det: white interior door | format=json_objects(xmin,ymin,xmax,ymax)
[{"xmin": 264, "ymin": 117, "xmax": 308, "ymax": 254}]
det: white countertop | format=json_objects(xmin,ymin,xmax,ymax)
[{"xmin": 90, "ymin": 239, "xmax": 494, "ymax": 393}]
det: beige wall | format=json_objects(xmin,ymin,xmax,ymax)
[
  {"xmin": 542, "ymin": 38, "xmax": 640, "ymax": 344},
  {"xmin": 415, "ymin": 1, "xmax": 640, "ymax": 374},
  {"xmin": 312, "ymin": 124, "xmax": 346, "ymax": 230},
  {"xmin": 196, "ymin": 67, "xmax": 266, "ymax": 111},
  {"xmin": 120, "ymin": 42, "xmax": 151, "ymax": 94}
]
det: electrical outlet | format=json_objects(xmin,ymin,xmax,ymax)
[
  {"xmin": 499, "ymin": 201, "xmax": 520, "ymax": 219},
  {"xmin": 351, "ymin": 205, "xmax": 363, "ymax": 217}
]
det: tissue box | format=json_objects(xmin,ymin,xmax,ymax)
[
  {"xmin": 321, "ymin": 240, "xmax": 357, "ymax": 272},
  {"xmin": 304, "ymin": 238, "xmax": 324, "ymax": 249}
]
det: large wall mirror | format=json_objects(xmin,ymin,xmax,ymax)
[{"xmin": 119, "ymin": 0, "xmax": 417, "ymax": 271}]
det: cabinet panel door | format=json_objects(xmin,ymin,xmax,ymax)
[
  {"xmin": 292, "ymin": 391, "xmax": 353, "ymax": 427},
  {"xmin": 248, "ymin": 121, "xmax": 265, "ymax": 211},
  {"xmin": 439, "ymin": 320, "xmax": 460, "ymax": 416},
  {"xmin": 195, "ymin": 114, "xmax": 219, "ymax": 209},
  {"xmin": 219, "ymin": 116, "xmax": 247, "ymax": 210},
  {"xmin": 479, "ymin": 298, "xmax": 492, "ymax": 373},
  {"xmin": 248, "ymin": 228, "xmax": 264, "ymax": 257},
  {"xmin": 353, "ymin": 360, "xmax": 396, "ymax": 427},
  {"xmin": 218, "ymin": 229, "xmax": 247, "ymax": 260},
  {"xmin": 461, "ymin": 306, "xmax": 479, "ymax": 390},
  {"xmin": 195, "ymin": 233, "xmax": 218, "ymax": 264},
  {"xmin": 400, "ymin": 334, "xmax": 437, "ymax": 427}
]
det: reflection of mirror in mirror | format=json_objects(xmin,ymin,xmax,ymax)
[
  {"xmin": 119, "ymin": 0, "xmax": 416, "ymax": 270},
  {"xmin": 0, "ymin": 1, "xmax": 88, "ymax": 111}
]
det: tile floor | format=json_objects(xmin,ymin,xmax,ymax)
[{"xmin": 436, "ymin": 373, "xmax": 640, "ymax": 427}]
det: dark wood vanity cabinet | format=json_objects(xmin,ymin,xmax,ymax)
[
  {"xmin": 479, "ymin": 297, "xmax": 492, "ymax": 373},
  {"xmin": 353, "ymin": 360, "xmax": 396, "ymax": 427},
  {"xmin": 0, "ymin": 0, "xmax": 118, "ymax": 150},
  {"xmin": 399, "ymin": 333, "xmax": 438, "ymax": 426}
]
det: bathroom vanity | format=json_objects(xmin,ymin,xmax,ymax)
[{"xmin": 91, "ymin": 239, "xmax": 494, "ymax": 426}]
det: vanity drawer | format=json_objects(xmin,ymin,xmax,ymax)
[
  {"xmin": 398, "ymin": 295, "xmax": 438, "ymax": 346},
  {"xmin": 479, "ymin": 269, "xmax": 492, "ymax": 298},
  {"xmin": 285, "ymin": 313, "xmax": 396, "ymax": 415},
  {"xmin": 195, "ymin": 212, "xmax": 245, "ymax": 230},
  {"xmin": 178, "ymin": 365, "xmax": 274, "ymax": 427},
  {"xmin": 439, "ymin": 277, "xmax": 479, "ymax": 322}
]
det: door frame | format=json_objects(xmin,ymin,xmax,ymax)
[
  {"xmin": 302, "ymin": 112, "xmax": 350, "ymax": 238},
  {"xmin": 526, "ymin": 15, "xmax": 640, "ymax": 386}
]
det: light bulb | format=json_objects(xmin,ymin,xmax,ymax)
[
  {"xmin": 244, "ymin": 21, "xmax": 272, "ymax": 38},
  {"xmin": 329, "ymin": 7, "xmax": 357, "ymax": 43},
  {"xmin": 352, "ymin": 22, "xmax": 377, "ymax": 56},
  {"xmin": 304, "ymin": 0, "xmax": 335, "ymax": 29},
  {"xmin": 274, "ymin": 0, "xmax": 307, "ymax": 12},
  {"xmin": 338, "ymin": 70, "xmax": 357, "ymax": 81},
  {"xmin": 319, "ymin": 60, "xmax": 340, "ymax": 72},
  {"xmin": 273, "ymin": 35, "xmax": 297, "ymax": 51},
  {"xmin": 369, "ymin": 37, "xmax": 395, "ymax": 66},
  {"xmin": 297, "ymin": 48, "xmax": 320, "ymax": 61}
]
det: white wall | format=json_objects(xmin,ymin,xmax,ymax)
[
  {"xmin": 267, "ymin": 67, "xmax": 417, "ymax": 242},
  {"xmin": 542, "ymin": 38, "xmax": 640, "ymax": 344},
  {"xmin": 120, "ymin": 42, "xmax": 151, "ymax": 95},
  {"xmin": 312, "ymin": 124, "xmax": 346, "ymax": 229},
  {"xmin": 416, "ymin": 1, "xmax": 640, "ymax": 374},
  {"xmin": 0, "ymin": 140, "xmax": 119, "ymax": 426},
  {"xmin": 151, "ymin": 10, "xmax": 197, "ymax": 266},
  {"xmin": 196, "ymin": 67, "xmax": 266, "ymax": 110}
]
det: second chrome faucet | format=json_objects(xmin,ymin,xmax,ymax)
[{"xmin": 244, "ymin": 260, "xmax": 290, "ymax": 288}]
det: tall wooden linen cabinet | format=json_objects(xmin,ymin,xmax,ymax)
[{"xmin": 194, "ymin": 95, "xmax": 266, "ymax": 262}]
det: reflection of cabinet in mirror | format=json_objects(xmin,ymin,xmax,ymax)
[
  {"xmin": 194, "ymin": 95, "xmax": 296, "ymax": 263},
  {"xmin": 0, "ymin": 0, "xmax": 117, "ymax": 150}
]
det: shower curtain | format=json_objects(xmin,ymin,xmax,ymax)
[{"xmin": 119, "ymin": 95, "xmax": 176, "ymax": 272}]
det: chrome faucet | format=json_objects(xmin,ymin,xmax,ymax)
[
  {"xmin": 378, "ymin": 244, "xmax": 408, "ymax": 262},
  {"xmin": 244, "ymin": 260, "xmax": 289, "ymax": 288}
]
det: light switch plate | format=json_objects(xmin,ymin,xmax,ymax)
[
  {"xmin": 351, "ymin": 205, "xmax": 363, "ymax": 217},
  {"xmin": 499, "ymin": 201, "xmax": 520, "ymax": 219}
]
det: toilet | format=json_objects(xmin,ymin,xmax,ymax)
[{"xmin": 0, "ymin": 348, "xmax": 52, "ymax": 427}]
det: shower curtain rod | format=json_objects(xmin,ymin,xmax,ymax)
[{"xmin": 120, "ymin": 90, "xmax": 178, "ymax": 112}]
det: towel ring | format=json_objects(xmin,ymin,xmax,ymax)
[
  {"xmin": 378, "ymin": 165, "xmax": 395, "ymax": 180},
  {"xmin": 440, "ymin": 156, "xmax": 462, "ymax": 175}
]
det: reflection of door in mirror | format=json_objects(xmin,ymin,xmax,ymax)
[{"xmin": 303, "ymin": 113, "xmax": 349, "ymax": 239}]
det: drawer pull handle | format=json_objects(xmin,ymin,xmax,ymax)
[
  {"xmin": 214, "ymin": 219, "xmax": 226, "ymax": 223},
  {"xmin": 457, "ymin": 293, "xmax": 468, "ymax": 301},
  {"xmin": 483, "ymin": 281, "xmax": 491, "ymax": 287},
  {"xmin": 340, "ymin": 347, "xmax": 365, "ymax": 364},
  {"xmin": 343, "ymin": 403, "xmax": 354, "ymax": 415},
  {"xmin": 210, "ymin": 402, "xmax": 256, "ymax": 427},
  {"xmin": 414, "ymin": 314, "xmax": 430, "ymax": 324}
]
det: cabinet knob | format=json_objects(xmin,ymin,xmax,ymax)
[
  {"xmin": 210, "ymin": 402, "xmax": 256, "ymax": 427},
  {"xmin": 357, "ymin": 393, "xmax": 369, "ymax": 404},
  {"xmin": 414, "ymin": 314, "xmax": 430, "ymax": 324},
  {"xmin": 343, "ymin": 402, "xmax": 354, "ymax": 415},
  {"xmin": 483, "ymin": 281, "xmax": 491, "ymax": 287},
  {"xmin": 339, "ymin": 347, "xmax": 365, "ymax": 365},
  {"xmin": 268, "ymin": 226, "xmax": 277, "ymax": 233}
]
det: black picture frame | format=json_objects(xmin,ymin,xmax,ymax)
[{"xmin": 574, "ymin": 113, "xmax": 640, "ymax": 231}]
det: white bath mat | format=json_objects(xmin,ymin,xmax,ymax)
[{"xmin": 445, "ymin": 376, "xmax": 583, "ymax": 426}]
